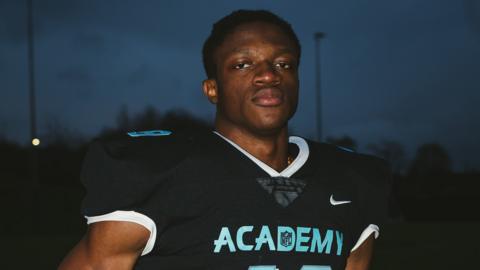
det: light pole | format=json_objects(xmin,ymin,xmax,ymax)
[
  {"xmin": 314, "ymin": 32, "xmax": 325, "ymax": 142},
  {"xmin": 27, "ymin": 0, "xmax": 39, "ymax": 185}
]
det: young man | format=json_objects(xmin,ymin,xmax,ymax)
[{"xmin": 60, "ymin": 10, "xmax": 390, "ymax": 270}]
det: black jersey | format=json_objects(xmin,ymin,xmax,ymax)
[{"xmin": 81, "ymin": 131, "xmax": 391, "ymax": 270}]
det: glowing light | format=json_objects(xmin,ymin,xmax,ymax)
[{"xmin": 32, "ymin": 138, "xmax": 40, "ymax": 146}]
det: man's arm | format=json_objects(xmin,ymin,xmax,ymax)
[
  {"xmin": 345, "ymin": 234, "xmax": 375, "ymax": 270},
  {"xmin": 59, "ymin": 221, "xmax": 150, "ymax": 270}
]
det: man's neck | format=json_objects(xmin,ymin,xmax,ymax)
[{"xmin": 215, "ymin": 125, "xmax": 290, "ymax": 172}]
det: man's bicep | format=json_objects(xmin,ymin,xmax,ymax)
[
  {"xmin": 59, "ymin": 221, "xmax": 150, "ymax": 270},
  {"xmin": 345, "ymin": 234, "xmax": 374, "ymax": 270}
]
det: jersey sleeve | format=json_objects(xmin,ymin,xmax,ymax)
[
  {"xmin": 81, "ymin": 140, "xmax": 150, "ymax": 216},
  {"xmin": 79, "ymin": 134, "xmax": 190, "ymax": 255},
  {"xmin": 350, "ymin": 159, "xmax": 392, "ymax": 251}
]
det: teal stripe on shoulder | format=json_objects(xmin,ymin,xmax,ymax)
[
  {"xmin": 127, "ymin": 130, "xmax": 172, "ymax": 137},
  {"xmin": 336, "ymin": 145, "xmax": 355, "ymax": 153}
]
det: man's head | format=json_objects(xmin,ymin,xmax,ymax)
[
  {"xmin": 202, "ymin": 10, "xmax": 301, "ymax": 136},
  {"xmin": 202, "ymin": 10, "xmax": 301, "ymax": 80}
]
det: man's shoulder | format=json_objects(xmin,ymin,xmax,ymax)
[
  {"xmin": 92, "ymin": 129, "xmax": 196, "ymax": 162},
  {"xmin": 305, "ymin": 138, "xmax": 390, "ymax": 175},
  {"xmin": 81, "ymin": 130, "xmax": 207, "ymax": 216}
]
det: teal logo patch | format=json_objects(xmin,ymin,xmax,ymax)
[{"xmin": 127, "ymin": 130, "xmax": 172, "ymax": 137}]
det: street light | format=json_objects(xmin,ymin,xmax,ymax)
[
  {"xmin": 32, "ymin": 138, "xmax": 40, "ymax": 146},
  {"xmin": 314, "ymin": 32, "xmax": 325, "ymax": 142}
]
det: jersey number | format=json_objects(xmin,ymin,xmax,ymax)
[{"xmin": 249, "ymin": 266, "xmax": 332, "ymax": 270}]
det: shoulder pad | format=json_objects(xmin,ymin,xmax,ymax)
[
  {"xmin": 96, "ymin": 130, "xmax": 193, "ymax": 165},
  {"xmin": 81, "ymin": 130, "xmax": 196, "ymax": 216}
]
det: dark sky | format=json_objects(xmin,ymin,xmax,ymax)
[{"xmin": 1, "ymin": 0, "xmax": 479, "ymax": 170}]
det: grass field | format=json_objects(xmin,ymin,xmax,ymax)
[
  {"xmin": 371, "ymin": 222, "xmax": 479, "ymax": 269},
  {"xmin": 1, "ymin": 222, "xmax": 478, "ymax": 269}
]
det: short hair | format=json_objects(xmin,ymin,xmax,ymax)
[{"xmin": 202, "ymin": 10, "xmax": 301, "ymax": 79}]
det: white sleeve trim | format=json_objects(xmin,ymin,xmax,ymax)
[
  {"xmin": 350, "ymin": 224, "xmax": 379, "ymax": 252},
  {"xmin": 85, "ymin": 210, "xmax": 157, "ymax": 256}
]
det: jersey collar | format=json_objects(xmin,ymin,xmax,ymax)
[{"xmin": 213, "ymin": 131, "xmax": 309, "ymax": 178}]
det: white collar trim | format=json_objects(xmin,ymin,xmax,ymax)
[{"xmin": 213, "ymin": 131, "xmax": 309, "ymax": 177}]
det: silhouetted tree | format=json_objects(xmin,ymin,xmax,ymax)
[
  {"xmin": 160, "ymin": 110, "xmax": 212, "ymax": 133},
  {"xmin": 0, "ymin": 120, "xmax": 7, "ymax": 142},
  {"xmin": 367, "ymin": 140, "xmax": 406, "ymax": 174},
  {"xmin": 132, "ymin": 106, "xmax": 162, "ymax": 131},
  {"xmin": 43, "ymin": 118, "xmax": 86, "ymax": 148},
  {"xmin": 406, "ymin": 143, "xmax": 452, "ymax": 198},
  {"xmin": 409, "ymin": 143, "xmax": 451, "ymax": 176},
  {"xmin": 116, "ymin": 104, "xmax": 130, "ymax": 131},
  {"xmin": 0, "ymin": 139, "xmax": 30, "ymax": 182}
]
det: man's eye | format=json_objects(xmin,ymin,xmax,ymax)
[
  {"xmin": 233, "ymin": 62, "xmax": 251, "ymax": 69},
  {"xmin": 275, "ymin": 62, "xmax": 291, "ymax": 69}
]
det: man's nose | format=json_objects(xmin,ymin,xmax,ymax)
[{"xmin": 253, "ymin": 63, "xmax": 280, "ymax": 86}]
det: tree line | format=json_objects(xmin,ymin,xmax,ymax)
[{"xmin": 0, "ymin": 106, "xmax": 479, "ymax": 227}]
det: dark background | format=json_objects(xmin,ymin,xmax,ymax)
[{"xmin": 1, "ymin": 0, "xmax": 479, "ymax": 269}]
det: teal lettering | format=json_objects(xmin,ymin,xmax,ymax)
[
  {"xmin": 335, "ymin": 231, "xmax": 343, "ymax": 256},
  {"xmin": 295, "ymin": 226, "xmax": 311, "ymax": 252},
  {"xmin": 213, "ymin": 227, "xmax": 236, "ymax": 253},
  {"xmin": 237, "ymin": 226, "xmax": 254, "ymax": 251},
  {"xmin": 214, "ymin": 225, "xmax": 343, "ymax": 255},
  {"xmin": 255, "ymin": 225, "xmax": 276, "ymax": 251},
  {"xmin": 310, "ymin": 229, "xmax": 333, "ymax": 254}
]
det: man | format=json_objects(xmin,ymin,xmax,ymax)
[{"xmin": 60, "ymin": 10, "xmax": 390, "ymax": 270}]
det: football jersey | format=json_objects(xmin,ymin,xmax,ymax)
[{"xmin": 81, "ymin": 130, "xmax": 391, "ymax": 270}]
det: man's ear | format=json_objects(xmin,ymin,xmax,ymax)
[{"xmin": 202, "ymin": 79, "xmax": 218, "ymax": 104}]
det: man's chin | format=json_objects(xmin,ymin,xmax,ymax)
[{"xmin": 248, "ymin": 119, "xmax": 289, "ymax": 137}]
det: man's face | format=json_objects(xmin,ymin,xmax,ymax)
[{"xmin": 204, "ymin": 21, "xmax": 299, "ymax": 136}]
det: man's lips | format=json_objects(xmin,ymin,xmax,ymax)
[{"xmin": 251, "ymin": 88, "xmax": 284, "ymax": 106}]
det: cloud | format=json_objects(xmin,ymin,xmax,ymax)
[
  {"xmin": 71, "ymin": 32, "xmax": 106, "ymax": 51},
  {"xmin": 127, "ymin": 64, "xmax": 151, "ymax": 86},
  {"xmin": 57, "ymin": 66, "xmax": 92, "ymax": 84}
]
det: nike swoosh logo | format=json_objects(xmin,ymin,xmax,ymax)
[{"xmin": 330, "ymin": 195, "xmax": 351, "ymax": 206}]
